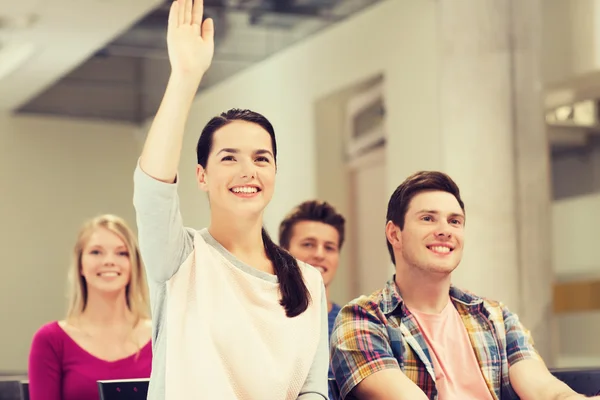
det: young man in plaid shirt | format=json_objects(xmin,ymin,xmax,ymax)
[{"xmin": 330, "ymin": 171, "xmax": 597, "ymax": 400}]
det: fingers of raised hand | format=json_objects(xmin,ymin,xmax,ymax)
[
  {"xmin": 184, "ymin": 0, "xmax": 193, "ymax": 24},
  {"xmin": 171, "ymin": 0, "xmax": 204, "ymax": 28},
  {"xmin": 201, "ymin": 18, "xmax": 214, "ymax": 42},
  {"xmin": 168, "ymin": 1, "xmax": 178, "ymax": 29},
  {"xmin": 192, "ymin": 0, "xmax": 204, "ymax": 26},
  {"xmin": 177, "ymin": 0, "xmax": 186, "ymax": 26},
  {"xmin": 168, "ymin": 0, "xmax": 210, "ymax": 41}
]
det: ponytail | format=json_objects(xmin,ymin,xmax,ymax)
[{"xmin": 261, "ymin": 227, "xmax": 311, "ymax": 317}]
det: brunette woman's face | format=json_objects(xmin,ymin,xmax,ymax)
[{"xmin": 196, "ymin": 120, "xmax": 276, "ymax": 217}]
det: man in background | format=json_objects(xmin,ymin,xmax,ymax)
[{"xmin": 279, "ymin": 200, "xmax": 346, "ymax": 336}]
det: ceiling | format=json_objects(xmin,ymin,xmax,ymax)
[{"xmin": 0, "ymin": 0, "xmax": 381, "ymax": 125}]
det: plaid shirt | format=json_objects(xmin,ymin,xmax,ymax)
[{"xmin": 330, "ymin": 277, "xmax": 542, "ymax": 400}]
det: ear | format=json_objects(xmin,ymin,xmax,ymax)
[
  {"xmin": 385, "ymin": 220, "xmax": 402, "ymax": 251},
  {"xmin": 196, "ymin": 164, "xmax": 208, "ymax": 192}
]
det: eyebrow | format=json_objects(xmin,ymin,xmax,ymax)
[
  {"xmin": 216, "ymin": 148, "xmax": 274, "ymax": 157},
  {"xmin": 300, "ymin": 237, "xmax": 339, "ymax": 246},
  {"xmin": 87, "ymin": 244, "xmax": 128, "ymax": 250},
  {"xmin": 416, "ymin": 209, "xmax": 465, "ymax": 219}
]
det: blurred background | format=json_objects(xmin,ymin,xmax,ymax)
[{"xmin": 0, "ymin": 0, "xmax": 599, "ymax": 374}]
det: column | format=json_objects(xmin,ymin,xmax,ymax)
[{"xmin": 438, "ymin": 0, "xmax": 555, "ymax": 362}]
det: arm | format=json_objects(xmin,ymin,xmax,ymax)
[
  {"xmin": 133, "ymin": 0, "xmax": 214, "ymax": 282},
  {"xmin": 140, "ymin": 0, "xmax": 214, "ymax": 183},
  {"xmin": 502, "ymin": 305, "xmax": 600, "ymax": 400},
  {"xmin": 509, "ymin": 359, "xmax": 598, "ymax": 400},
  {"xmin": 133, "ymin": 164, "xmax": 195, "ymax": 283},
  {"xmin": 298, "ymin": 284, "xmax": 329, "ymax": 400},
  {"xmin": 330, "ymin": 302, "xmax": 428, "ymax": 400},
  {"xmin": 352, "ymin": 370, "xmax": 428, "ymax": 400},
  {"xmin": 28, "ymin": 326, "xmax": 61, "ymax": 400}
]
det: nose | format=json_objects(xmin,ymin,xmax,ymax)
[
  {"xmin": 103, "ymin": 254, "xmax": 116, "ymax": 266},
  {"xmin": 313, "ymin": 245, "xmax": 326, "ymax": 259},
  {"xmin": 434, "ymin": 221, "xmax": 453, "ymax": 239},
  {"xmin": 239, "ymin": 159, "xmax": 257, "ymax": 180}
]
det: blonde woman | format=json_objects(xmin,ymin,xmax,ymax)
[{"xmin": 28, "ymin": 214, "xmax": 152, "ymax": 400}]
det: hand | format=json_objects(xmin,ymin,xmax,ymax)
[{"xmin": 167, "ymin": 0, "xmax": 214, "ymax": 80}]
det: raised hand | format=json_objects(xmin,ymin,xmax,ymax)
[{"xmin": 167, "ymin": 0, "xmax": 214, "ymax": 79}]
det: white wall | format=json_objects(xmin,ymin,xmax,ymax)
[{"xmin": 0, "ymin": 113, "xmax": 140, "ymax": 371}]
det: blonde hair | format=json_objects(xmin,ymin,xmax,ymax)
[{"xmin": 66, "ymin": 214, "xmax": 150, "ymax": 324}]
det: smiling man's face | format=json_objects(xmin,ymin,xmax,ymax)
[
  {"xmin": 286, "ymin": 220, "xmax": 340, "ymax": 287},
  {"xmin": 394, "ymin": 190, "xmax": 465, "ymax": 275}
]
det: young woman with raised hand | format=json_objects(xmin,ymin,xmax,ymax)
[{"xmin": 133, "ymin": 0, "xmax": 328, "ymax": 398}]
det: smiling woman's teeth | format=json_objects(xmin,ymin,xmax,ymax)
[
  {"xmin": 232, "ymin": 187, "xmax": 258, "ymax": 193},
  {"xmin": 98, "ymin": 272, "xmax": 119, "ymax": 277}
]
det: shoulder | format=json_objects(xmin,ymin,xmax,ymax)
[
  {"xmin": 476, "ymin": 295, "xmax": 515, "ymax": 321},
  {"xmin": 347, "ymin": 288, "xmax": 387, "ymax": 316},
  {"xmin": 330, "ymin": 291, "xmax": 393, "ymax": 359},
  {"xmin": 135, "ymin": 319, "xmax": 154, "ymax": 353},
  {"xmin": 451, "ymin": 285, "xmax": 506, "ymax": 313},
  {"xmin": 298, "ymin": 261, "xmax": 325, "ymax": 288},
  {"xmin": 30, "ymin": 321, "xmax": 64, "ymax": 354},
  {"xmin": 297, "ymin": 262, "xmax": 327, "ymax": 311},
  {"xmin": 33, "ymin": 321, "xmax": 63, "ymax": 341},
  {"xmin": 332, "ymin": 289, "xmax": 388, "ymax": 337},
  {"xmin": 453, "ymin": 287, "xmax": 524, "ymax": 329},
  {"xmin": 137, "ymin": 318, "xmax": 153, "ymax": 341}
]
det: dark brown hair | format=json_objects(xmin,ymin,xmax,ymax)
[
  {"xmin": 279, "ymin": 200, "xmax": 346, "ymax": 250},
  {"xmin": 386, "ymin": 171, "xmax": 465, "ymax": 263}
]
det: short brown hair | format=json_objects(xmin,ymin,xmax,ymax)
[
  {"xmin": 279, "ymin": 200, "xmax": 346, "ymax": 250},
  {"xmin": 386, "ymin": 171, "xmax": 465, "ymax": 263}
]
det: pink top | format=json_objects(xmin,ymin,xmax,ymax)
[
  {"xmin": 28, "ymin": 321, "xmax": 152, "ymax": 400},
  {"xmin": 411, "ymin": 299, "xmax": 494, "ymax": 400}
]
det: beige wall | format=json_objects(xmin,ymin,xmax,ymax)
[{"xmin": 0, "ymin": 113, "xmax": 140, "ymax": 371}]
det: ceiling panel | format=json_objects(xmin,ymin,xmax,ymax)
[{"xmin": 16, "ymin": 0, "xmax": 383, "ymax": 124}]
